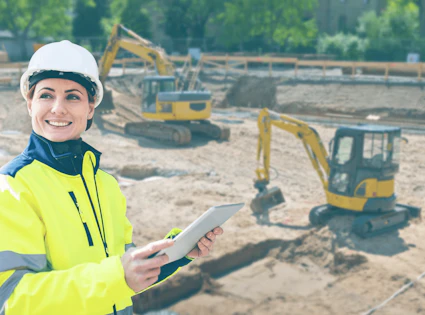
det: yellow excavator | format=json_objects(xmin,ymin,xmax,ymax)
[
  {"xmin": 98, "ymin": 24, "xmax": 230, "ymax": 145},
  {"xmin": 252, "ymin": 108, "xmax": 421, "ymax": 238}
]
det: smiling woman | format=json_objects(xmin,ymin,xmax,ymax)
[
  {"xmin": 27, "ymin": 79, "xmax": 95, "ymax": 142},
  {"xmin": 0, "ymin": 40, "xmax": 224, "ymax": 315}
]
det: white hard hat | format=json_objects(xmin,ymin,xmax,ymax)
[{"xmin": 20, "ymin": 40, "xmax": 103, "ymax": 107}]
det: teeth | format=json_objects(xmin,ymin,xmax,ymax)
[{"xmin": 48, "ymin": 121, "xmax": 71, "ymax": 127}]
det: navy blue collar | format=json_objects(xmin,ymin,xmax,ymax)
[{"xmin": 23, "ymin": 131, "xmax": 102, "ymax": 176}]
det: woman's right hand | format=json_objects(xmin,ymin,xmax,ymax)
[{"xmin": 121, "ymin": 239, "xmax": 174, "ymax": 292}]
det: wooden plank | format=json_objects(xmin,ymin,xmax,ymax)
[
  {"xmin": 202, "ymin": 55, "xmax": 297, "ymax": 63},
  {"xmin": 203, "ymin": 60, "xmax": 227, "ymax": 69},
  {"xmin": 0, "ymin": 77, "xmax": 12, "ymax": 84},
  {"xmin": 169, "ymin": 56, "xmax": 190, "ymax": 62},
  {"xmin": 202, "ymin": 60, "xmax": 224, "ymax": 67},
  {"xmin": 0, "ymin": 62, "xmax": 28, "ymax": 69}
]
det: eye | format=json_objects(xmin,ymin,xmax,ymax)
[
  {"xmin": 66, "ymin": 94, "xmax": 81, "ymax": 101},
  {"xmin": 40, "ymin": 93, "xmax": 53, "ymax": 99}
]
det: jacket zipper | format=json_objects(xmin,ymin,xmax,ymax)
[
  {"xmin": 69, "ymin": 191, "xmax": 93, "ymax": 246},
  {"xmin": 80, "ymin": 175, "xmax": 110, "ymax": 257},
  {"xmin": 80, "ymin": 166, "xmax": 117, "ymax": 315}
]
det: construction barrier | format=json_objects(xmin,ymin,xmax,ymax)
[
  {"xmin": 2, "ymin": 55, "xmax": 425, "ymax": 86},
  {"xmin": 199, "ymin": 55, "xmax": 425, "ymax": 81}
]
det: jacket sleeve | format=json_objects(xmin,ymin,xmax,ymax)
[{"xmin": 0, "ymin": 175, "xmax": 134, "ymax": 315}]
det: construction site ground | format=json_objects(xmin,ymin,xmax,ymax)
[{"xmin": 1, "ymin": 70, "xmax": 425, "ymax": 315}]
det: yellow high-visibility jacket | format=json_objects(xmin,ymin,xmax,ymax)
[{"xmin": 0, "ymin": 132, "xmax": 192, "ymax": 315}]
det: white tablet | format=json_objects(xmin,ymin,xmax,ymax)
[{"xmin": 155, "ymin": 202, "xmax": 245, "ymax": 264}]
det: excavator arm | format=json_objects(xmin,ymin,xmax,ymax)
[
  {"xmin": 252, "ymin": 108, "xmax": 330, "ymax": 213},
  {"xmin": 98, "ymin": 24, "xmax": 175, "ymax": 83}
]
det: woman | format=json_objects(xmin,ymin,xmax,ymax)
[{"xmin": 0, "ymin": 40, "xmax": 223, "ymax": 315}]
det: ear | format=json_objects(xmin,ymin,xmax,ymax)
[
  {"xmin": 27, "ymin": 100, "xmax": 32, "ymax": 117},
  {"xmin": 87, "ymin": 101, "xmax": 95, "ymax": 119}
]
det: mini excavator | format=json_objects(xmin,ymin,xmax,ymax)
[
  {"xmin": 97, "ymin": 24, "xmax": 230, "ymax": 145},
  {"xmin": 251, "ymin": 108, "xmax": 421, "ymax": 238}
]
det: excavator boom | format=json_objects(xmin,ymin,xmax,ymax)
[
  {"xmin": 252, "ymin": 108, "xmax": 331, "ymax": 213},
  {"xmin": 99, "ymin": 24, "xmax": 174, "ymax": 83}
]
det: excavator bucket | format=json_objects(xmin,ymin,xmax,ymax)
[
  {"xmin": 250, "ymin": 186, "xmax": 285, "ymax": 214},
  {"xmin": 98, "ymin": 89, "xmax": 115, "ymax": 113}
]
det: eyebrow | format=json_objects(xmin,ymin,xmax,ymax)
[
  {"xmin": 65, "ymin": 89, "xmax": 83, "ymax": 95},
  {"xmin": 37, "ymin": 87, "xmax": 83, "ymax": 95},
  {"xmin": 38, "ymin": 87, "xmax": 55, "ymax": 92}
]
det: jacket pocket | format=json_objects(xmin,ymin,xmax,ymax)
[{"xmin": 69, "ymin": 191, "xmax": 94, "ymax": 246}]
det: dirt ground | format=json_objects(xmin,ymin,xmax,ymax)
[{"xmin": 1, "ymin": 75, "xmax": 425, "ymax": 315}]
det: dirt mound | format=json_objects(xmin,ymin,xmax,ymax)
[
  {"xmin": 279, "ymin": 229, "xmax": 368, "ymax": 275},
  {"xmin": 105, "ymin": 74, "xmax": 145, "ymax": 97},
  {"xmin": 220, "ymin": 76, "xmax": 277, "ymax": 109}
]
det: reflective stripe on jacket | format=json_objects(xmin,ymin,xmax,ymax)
[{"xmin": 0, "ymin": 132, "xmax": 191, "ymax": 315}]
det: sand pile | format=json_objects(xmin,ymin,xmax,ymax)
[{"xmin": 220, "ymin": 76, "xmax": 277, "ymax": 108}]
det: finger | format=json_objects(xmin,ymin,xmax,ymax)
[
  {"xmin": 206, "ymin": 231, "xmax": 216, "ymax": 242},
  {"xmin": 200, "ymin": 236, "xmax": 213, "ymax": 250},
  {"xmin": 134, "ymin": 254, "xmax": 169, "ymax": 272},
  {"xmin": 213, "ymin": 227, "xmax": 224, "ymax": 235},
  {"xmin": 131, "ymin": 239, "xmax": 174, "ymax": 260},
  {"xmin": 197, "ymin": 240, "xmax": 210, "ymax": 257},
  {"xmin": 141, "ymin": 267, "xmax": 161, "ymax": 279}
]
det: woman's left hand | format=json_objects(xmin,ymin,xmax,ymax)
[{"xmin": 187, "ymin": 227, "xmax": 224, "ymax": 259}]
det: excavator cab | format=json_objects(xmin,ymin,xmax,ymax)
[
  {"xmin": 327, "ymin": 125, "xmax": 401, "ymax": 212},
  {"xmin": 312, "ymin": 124, "xmax": 421, "ymax": 237},
  {"xmin": 142, "ymin": 76, "xmax": 176, "ymax": 113}
]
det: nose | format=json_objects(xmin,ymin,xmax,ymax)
[{"xmin": 50, "ymin": 98, "xmax": 68, "ymax": 115}]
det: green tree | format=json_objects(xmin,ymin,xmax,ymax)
[
  {"xmin": 72, "ymin": 0, "xmax": 110, "ymax": 51},
  {"xmin": 397, "ymin": 0, "xmax": 425, "ymax": 36},
  {"xmin": 163, "ymin": 0, "xmax": 225, "ymax": 52},
  {"xmin": 217, "ymin": 0, "xmax": 318, "ymax": 52},
  {"xmin": 101, "ymin": 0, "xmax": 153, "ymax": 39},
  {"xmin": 357, "ymin": 0, "xmax": 419, "ymax": 60},
  {"xmin": 120, "ymin": 0, "xmax": 152, "ymax": 39},
  {"xmin": 0, "ymin": 0, "xmax": 73, "ymax": 60}
]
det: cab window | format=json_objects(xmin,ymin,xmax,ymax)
[
  {"xmin": 334, "ymin": 136, "xmax": 353, "ymax": 165},
  {"xmin": 160, "ymin": 81, "xmax": 175, "ymax": 92},
  {"xmin": 363, "ymin": 133, "xmax": 391, "ymax": 168}
]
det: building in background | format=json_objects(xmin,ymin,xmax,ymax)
[{"xmin": 316, "ymin": 0, "xmax": 387, "ymax": 34}]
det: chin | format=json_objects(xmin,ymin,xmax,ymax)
[{"xmin": 43, "ymin": 131, "xmax": 79, "ymax": 142}]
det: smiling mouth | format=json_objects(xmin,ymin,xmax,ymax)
[{"xmin": 46, "ymin": 120, "xmax": 72, "ymax": 127}]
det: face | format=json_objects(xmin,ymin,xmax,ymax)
[{"xmin": 27, "ymin": 78, "xmax": 95, "ymax": 142}]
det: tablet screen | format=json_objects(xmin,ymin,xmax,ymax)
[{"xmin": 155, "ymin": 202, "xmax": 245, "ymax": 264}]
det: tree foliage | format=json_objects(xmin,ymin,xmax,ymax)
[
  {"xmin": 0, "ymin": 0, "xmax": 74, "ymax": 59},
  {"xmin": 217, "ymin": 0, "xmax": 318, "ymax": 51},
  {"xmin": 317, "ymin": 33, "xmax": 367, "ymax": 60},
  {"xmin": 357, "ymin": 0, "xmax": 419, "ymax": 60},
  {"xmin": 73, "ymin": 0, "xmax": 109, "ymax": 38},
  {"xmin": 120, "ymin": 0, "xmax": 152, "ymax": 39},
  {"xmin": 101, "ymin": 0, "xmax": 153, "ymax": 40},
  {"xmin": 164, "ymin": 0, "xmax": 224, "ymax": 39}
]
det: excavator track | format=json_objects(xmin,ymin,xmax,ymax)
[
  {"xmin": 309, "ymin": 203, "xmax": 421, "ymax": 238},
  {"xmin": 124, "ymin": 121, "xmax": 192, "ymax": 145},
  {"xmin": 187, "ymin": 120, "xmax": 230, "ymax": 141},
  {"xmin": 352, "ymin": 204, "xmax": 421, "ymax": 238}
]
